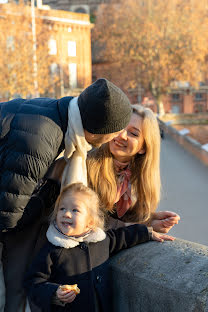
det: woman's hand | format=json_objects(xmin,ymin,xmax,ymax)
[
  {"xmin": 56, "ymin": 287, "xmax": 76, "ymax": 304},
  {"xmin": 151, "ymin": 230, "xmax": 175, "ymax": 242},
  {"xmin": 45, "ymin": 157, "xmax": 66, "ymax": 183},
  {"xmin": 150, "ymin": 211, "xmax": 180, "ymax": 233}
]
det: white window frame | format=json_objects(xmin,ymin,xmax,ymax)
[
  {"xmin": 6, "ymin": 36, "xmax": 14, "ymax": 51},
  {"xmin": 68, "ymin": 41, "xmax": 76, "ymax": 57},
  {"xmin": 48, "ymin": 39, "xmax": 57, "ymax": 55},
  {"xmin": 69, "ymin": 63, "xmax": 77, "ymax": 88},
  {"xmin": 50, "ymin": 63, "xmax": 58, "ymax": 75}
]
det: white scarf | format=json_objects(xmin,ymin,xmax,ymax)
[
  {"xmin": 46, "ymin": 222, "xmax": 106, "ymax": 248},
  {"xmin": 61, "ymin": 97, "xmax": 92, "ymax": 188}
]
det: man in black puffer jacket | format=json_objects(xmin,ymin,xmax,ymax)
[
  {"xmin": 0, "ymin": 78, "xmax": 132, "ymax": 312},
  {"xmin": 0, "ymin": 78, "xmax": 132, "ymax": 232}
]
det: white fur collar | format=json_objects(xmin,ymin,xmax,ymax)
[{"xmin": 46, "ymin": 223, "xmax": 106, "ymax": 249}]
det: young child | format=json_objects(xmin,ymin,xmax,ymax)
[{"xmin": 24, "ymin": 183, "xmax": 174, "ymax": 312}]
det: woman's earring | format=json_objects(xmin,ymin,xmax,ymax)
[{"xmin": 138, "ymin": 148, "xmax": 145, "ymax": 155}]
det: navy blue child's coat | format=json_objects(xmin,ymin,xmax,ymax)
[{"xmin": 25, "ymin": 224, "xmax": 150, "ymax": 312}]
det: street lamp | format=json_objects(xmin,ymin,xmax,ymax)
[{"xmin": 31, "ymin": 0, "xmax": 39, "ymax": 97}]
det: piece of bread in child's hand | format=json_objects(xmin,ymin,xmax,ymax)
[{"xmin": 60, "ymin": 284, "xmax": 80, "ymax": 294}]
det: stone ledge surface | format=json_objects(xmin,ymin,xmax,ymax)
[
  {"xmin": 109, "ymin": 239, "xmax": 208, "ymax": 312},
  {"xmin": 158, "ymin": 119, "xmax": 208, "ymax": 166}
]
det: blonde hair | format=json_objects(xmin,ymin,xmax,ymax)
[
  {"xmin": 87, "ymin": 104, "xmax": 161, "ymax": 222},
  {"xmin": 51, "ymin": 183, "xmax": 104, "ymax": 230}
]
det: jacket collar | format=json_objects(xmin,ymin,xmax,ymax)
[
  {"xmin": 46, "ymin": 222, "xmax": 106, "ymax": 249},
  {"xmin": 58, "ymin": 96, "xmax": 74, "ymax": 135}
]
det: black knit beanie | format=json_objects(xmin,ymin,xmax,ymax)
[{"xmin": 78, "ymin": 78, "xmax": 132, "ymax": 134}]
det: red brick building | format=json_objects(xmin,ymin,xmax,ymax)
[
  {"xmin": 41, "ymin": 7, "xmax": 93, "ymax": 96},
  {"xmin": 142, "ymin": 87, "xmax": 208, "ymax": 114}
]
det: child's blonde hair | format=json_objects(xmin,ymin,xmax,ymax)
[{"xmin": 51, "ymin": 183, "xmax": 104, "ymax": 230}]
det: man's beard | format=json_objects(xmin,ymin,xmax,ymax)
[{"xmin": 90, "ymin": 141, "xmax": 102, "ymax": 148}]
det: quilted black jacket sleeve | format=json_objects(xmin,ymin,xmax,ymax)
[{"xmin": 0, "ymin": 97, "xmax": 70, "ymax": 231}]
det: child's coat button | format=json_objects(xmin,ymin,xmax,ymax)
[
  {"xmin": 80, "ymin": 242, "xmax": 88, "ymax": 250},
  {"xmin": 96, "ymin": 275, "xmax": 102, "ymax": 283}
]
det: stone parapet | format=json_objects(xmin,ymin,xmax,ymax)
[
  {"xmin": 159, "ymin": 119, "xmax": 208, "ymax": 166},
  {"xmin": 160, "ymin": 113, "xmax": 208, "ymax": 125},
  {"xmin": 109, "ymin": 239, "xmax": 208, "ymax": 312}
]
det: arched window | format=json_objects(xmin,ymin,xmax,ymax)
[{"xmin": 75, "ymin": 7, "xmax": 87, "ymax": 14}]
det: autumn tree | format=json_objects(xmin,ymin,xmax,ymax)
[
  {"xmin": 93, "ymin": 0, "xmax": 208, "ymax": 113},
  {"xmin": 0, "ymin": 2, "xmax": 59, "ymax": 100}
]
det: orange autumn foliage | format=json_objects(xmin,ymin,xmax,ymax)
[
  {"xmin": 93, "ymin": 0, "xmax": 208, "ymax": 113},
  {"xmin": 0, "ymin": 2, "xmax": 59, "ymax": 100}
]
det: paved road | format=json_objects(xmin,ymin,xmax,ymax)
[{"xmin": 158, "ymin": 134, "xmax": 208, "ymax": 246}]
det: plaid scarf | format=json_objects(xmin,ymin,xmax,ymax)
[{"xmin": 114, "ymin": 159, "xmax": 132, "ymax": 218}]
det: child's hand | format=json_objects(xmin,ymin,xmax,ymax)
[
  {"xmin": 56, "ymin": 286, "xmax": 77, "ymax": 303},
  {"xmin": 151, "ymin": 230, "xmax": 175, "ymax": 242}
]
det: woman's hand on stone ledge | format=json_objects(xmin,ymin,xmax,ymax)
[
  {"xmin": 151, "ymin": 230, "xmax": 175, "ymax": 242},
  {"xmin": 150, "ymin": 211, "xmax": 180, "ymax": 234}
]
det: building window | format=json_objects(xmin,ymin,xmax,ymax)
[
  {"xmin": 50, "ymin": 63, "xmax": 58, "ymax": 75},
  {"xmin": 171, "ymin": 105, "xmax": 180, "ymax": 114},
  {"xmin": 48, "ymin": 39, "xmax": 57, "ymax": 55},
  {"xmin": 69, "ymin": 63, "xmax": 77, "ymax": 88},
  {"xmin": 68, "ymin": 41, "xmax": 76, "ymax": 57},
  {"xmin": 6, "ymin": 36, "xmax": 14, "ymax": 51},
  {"xmin": 75, "ymin": 7, "xmax": 87, "ymax": 13},
  {"xmin": 199, "ymin": 81, "xmax": 206, "ymax": 87},
  {"xmin": 172, "ymin": 93, "xmax": 180, "ymax": 101},
  {"xmin": 194, "ymin": 103, "xmax": 204, "ymax": 113},
  {"xmin": 195, "ymin": 93, "xmax": 203, "ymax": 101}
]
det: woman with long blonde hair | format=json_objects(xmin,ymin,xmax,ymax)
[
  {"xmin": 87, "ymin": 104, "xmax": 180, "ymax": 230},
  {"xmin": 44, "ymin": 104, "xmax": 179, "ymax": 232}
]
